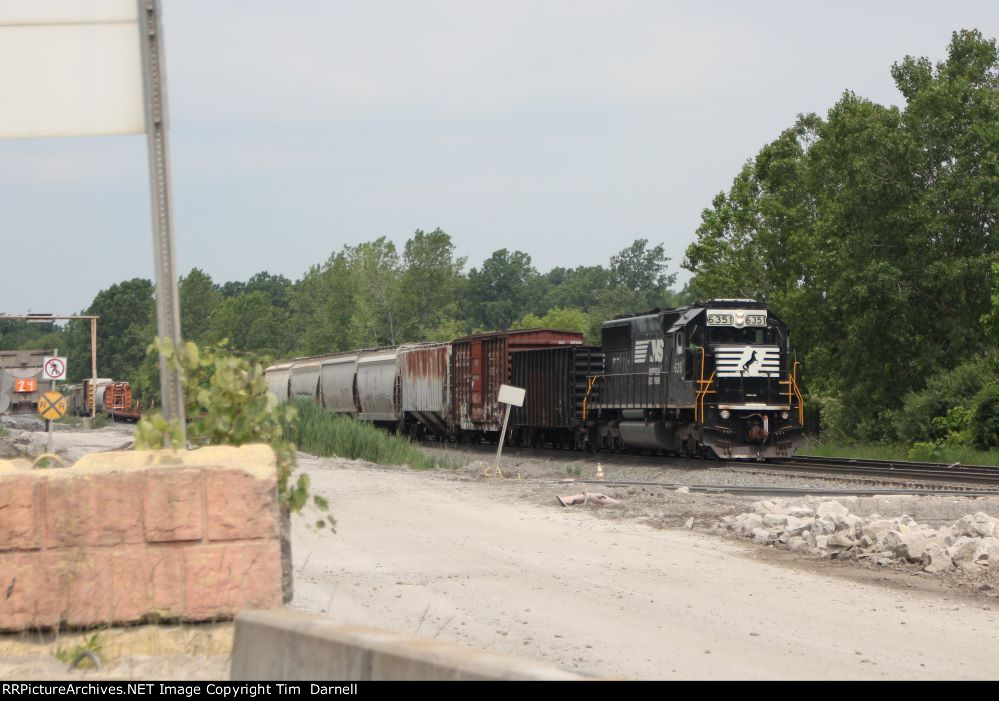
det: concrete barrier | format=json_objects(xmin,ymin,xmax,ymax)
[
  {"xmin": 0, "ymin": 445, "xmax": 284, "ymax": 631},
  {"xmin": 231, "ymin": 610, "xmax": 588, "ymax": 681}
]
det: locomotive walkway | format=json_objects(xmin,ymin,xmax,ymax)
[{"xmin": 290, "ymin": 455, "xmax": 999, "ymax": 680}]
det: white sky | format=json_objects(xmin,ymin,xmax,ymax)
[{"xmin": 2, "ymin": 0, "xmax": 998, "ymax": 313}]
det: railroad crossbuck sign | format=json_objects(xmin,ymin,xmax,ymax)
[
  {"xmin": 38, "ymin": 392, "xmax": 68, "ymax": 421},
  {"xmin": 42, "ymin": 356, "xmax": 67, "ymax": 381}
]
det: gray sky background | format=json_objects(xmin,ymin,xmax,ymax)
[{"xmin": 3, "ymin": 0, "xmax": 998, "ymax": 314}]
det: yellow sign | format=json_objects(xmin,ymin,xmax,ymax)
[{"xmin": 38, "ymin": 391, "xmax": 68, "ymax": 421}]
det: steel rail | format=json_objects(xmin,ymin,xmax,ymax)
[{"xmin": 553, "ymin": 479, "xmax": 999, "ymax": 498}]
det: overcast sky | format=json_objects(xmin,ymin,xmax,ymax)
[{"xmin": 2, "ymin": 0, "xmax": 998, "ymax": 314}]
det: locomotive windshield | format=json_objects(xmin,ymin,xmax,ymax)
[{"xmin": 708, "ymin": 326, "xmax": 776, "ymax": 345}]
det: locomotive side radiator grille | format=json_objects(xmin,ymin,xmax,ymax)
[{"xmin": 714, "ymin": 345, "xmax": 781, "ymax": 378}]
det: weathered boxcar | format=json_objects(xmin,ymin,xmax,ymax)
[
  {"xmin": 450, "ymin": 329, "xmax": 584, "ymax": 435},
  {"xmin": 510, "ymin": 345, "xmax": 604, "ymax": 447},
  {"xmin": 398, "ymin": 343, "xmax": 451, "ymax": 437}
]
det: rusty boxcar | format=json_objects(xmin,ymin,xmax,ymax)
[
  {"xmin": 509, "ymin": 345, "xmax": 604, "ymax": 448},
  {"xmin": 450, "ymin": 329, "xmax": 584, "ymax": 435},
  {"xmin": 398, "ymin": 343, "xmax": 451, "ymax": 437}
]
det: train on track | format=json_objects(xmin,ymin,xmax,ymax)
[{"xmin": 266, "ymin": 299, "xmax": 806, "ymax": 459}]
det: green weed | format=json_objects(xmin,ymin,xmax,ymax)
[{"xmin": 286, "ymin": 400, "xmax": 448, "ymax": 469}]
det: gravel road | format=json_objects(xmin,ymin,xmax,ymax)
[{"xmin": 291, "ymin": 456, "xmax": 999, "ymax": 680}]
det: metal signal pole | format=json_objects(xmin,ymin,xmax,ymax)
[{"xmin": 138, "ymin": 0, "xmax": 186, "ymax": 443}]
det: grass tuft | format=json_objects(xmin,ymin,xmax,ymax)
[{"xmin": 286, "ymin": 399, "xmax": 446, "ymax": 469}]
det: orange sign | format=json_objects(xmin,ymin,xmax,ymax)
[{"xmin": 14, "ymin": 378, "xmax": 37, "ymax": 393}]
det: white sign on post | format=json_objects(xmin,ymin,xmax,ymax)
[
  {"xmin": 0, "ymin": 1, "xmax": 144, "ymax": 139},
  {"xmin": 497, "ymin": 384, "xmax": 526, "ymax": 407},
  {"xmin": 42, "ymin": 356, "xmax": 67, "ymax": 381},
  {"xmin": 488, "ymin": 384, "xmax": 526, "ymax": 478}
]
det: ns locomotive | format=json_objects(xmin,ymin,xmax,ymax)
[{"xmin": 266, "ymin": 299, "xmax": 805, "ymax": 460}]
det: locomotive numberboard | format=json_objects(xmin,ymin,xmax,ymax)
[{"xmin": 706, "ymin": 309, "xmax": 767, "ymax": 328}]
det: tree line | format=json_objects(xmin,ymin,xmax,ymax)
[{"xmin": 0, "ymin": 235, "xmax": 686, "ymax": 399}]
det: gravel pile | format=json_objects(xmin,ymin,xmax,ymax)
[{"xmin": 720, "ymin": 498, "xmax": 999, "ymax": 574}]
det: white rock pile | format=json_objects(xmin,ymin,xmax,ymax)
[{"xmin": 720, "ymin": 499, "xmax": 999, "ymax": 574}]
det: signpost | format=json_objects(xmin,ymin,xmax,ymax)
[
  {"xmin": 39, "ymin": 349, "xmax": 66, "ymax": 454},
  {"xmin": 0, "ymin": 0, "xmax": 185, "ymax": 444},
  {"xmin": 488, "ymin": 384, "xmax": 526, "ymax": 478}
]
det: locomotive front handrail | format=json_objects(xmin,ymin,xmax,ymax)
[
  {"xmin": 695, "ymin": 347, "xmax": 716, "ymax": 423},
  {"xmin": 791, "ymin": 361, "xmax": 804, "ymax": 424}
]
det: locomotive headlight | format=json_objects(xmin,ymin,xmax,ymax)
[
  {"xmin": 781, "ymin": 411, "xmax": 789, "ymax": 420},
  {"xmin": 720, "ymin": 410, "xmax": 731, "ymax": 420}
]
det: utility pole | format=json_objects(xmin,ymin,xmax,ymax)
[{"xmin": 138, "ymin": 0, "xmax": 186, "ymax": 443}]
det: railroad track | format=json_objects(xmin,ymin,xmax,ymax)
[
  {"xmin": 762, "ymin": 454, "xmax": 999, "ymax": 486},
  {"xmin": 425, "ymin": 441, "xmax": 999, "ymax": 488},
  {"xmin": 552, "ymin": 478, "xmax": 999, "ymax": 498}
]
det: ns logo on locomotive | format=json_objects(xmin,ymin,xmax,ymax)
[{"xmin": 266, "ymin": 299, "xmax": 805, "ymax": 461}]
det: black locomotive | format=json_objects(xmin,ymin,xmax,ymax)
[{"xmin": 581, "ymin": 298, "xmax": 804, "ymax": 459}]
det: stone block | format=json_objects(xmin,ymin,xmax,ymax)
[
  {"xmin": 0, "ymin": 474, "xmax": 43, "ymax": 551},
  {"xmin": 45, "ymin": 472, "xmax": 144, "ymax": 548},
  {"xmin": 144, "ymin": 468, "xmax": 204, "ymax": 542},
  {"xmin": 110, "ymin": 545, "xmax": 185, "ymax": 622},
  {"xmin": 184, "ymin": 542, "xmax": 283, "ymax": 620},
  {"xmin": 205, "ymin": 469, "xmax": 279, "ymax": 542}
]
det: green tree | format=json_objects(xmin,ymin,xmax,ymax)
[
  {"xmin": 65, "ymin": 278, "xmax": 155, "ymax": 385},
  {"xmin": 345, "ymin": 237, "xmax": 403, "ymax": 347},
  {"xmin": 204, "ymin": 291, "xmax": 291, "ymax": 357},
  {"xmin": 610, "ymin": 238, "xmax": 678, "ymax": 308},
  {"xmin": 510, "ymin": 307, "xmax": 591, "ymax": 337},
  {"xmin": 179, "ymin": 268, "xmax": 222, "ymax": 344},
  {"xmin": 397, "ymin": 229, "xmax": 466, "ymax": 341},
  {"xmin": 462, "ymin": 249, "xmax": 539, "ymax": 331},
  {"xmin": 291, "ymin": 253, "xmax": 355, "ymax": 356}
]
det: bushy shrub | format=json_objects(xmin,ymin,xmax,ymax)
[
  {"xmin": 898, "ymin": 360, "xmax": 989, "ymax": 444},
  {"xmin": 971, "ymin": 383, "xmax": 999, "ymax": 449},
  {"xmin": 135, "ymin": 340, "xmax": 332, "ymax": 527}
]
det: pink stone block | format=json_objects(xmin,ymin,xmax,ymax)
[
  {"xmin": 205, "ymin": 470, "xmax": 278, "ymax": 541},
  {"xmin": 0, "ymin": 552, "xmax": 60, "ymax": 631},
  {"xmin": 0, "ymin": 475, "xmax": 43, "ymax": 551},
  {"xmin": 46, "ymin": 472, "xmax": 145, "ymax": 548},
  {"xmin": 46, "ymin": 548, "xmax": 113, "ymax": 627},
  {"xmin": 144, "ymin": 469, "xmax": 204, "ymax": 542},
  {"xmin": 110, "ymin": 545, "xmax": 184, "ymax": 622},
  {"xmin": 183, "ymin": 541, "xmax": 282, "ymax": 620}
]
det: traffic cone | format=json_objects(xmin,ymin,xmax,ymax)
[{"xmin": 595, "ymin": 462, "xmax": 604, "ymax": 481}]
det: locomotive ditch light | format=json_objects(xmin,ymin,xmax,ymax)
[
  {"xmin": 719, "ymin": 410, "xmax": 731, "ymax": 420},
  {"xmin": 781, "ymin": 411, "xmax": 789, "ymax": 419}
]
